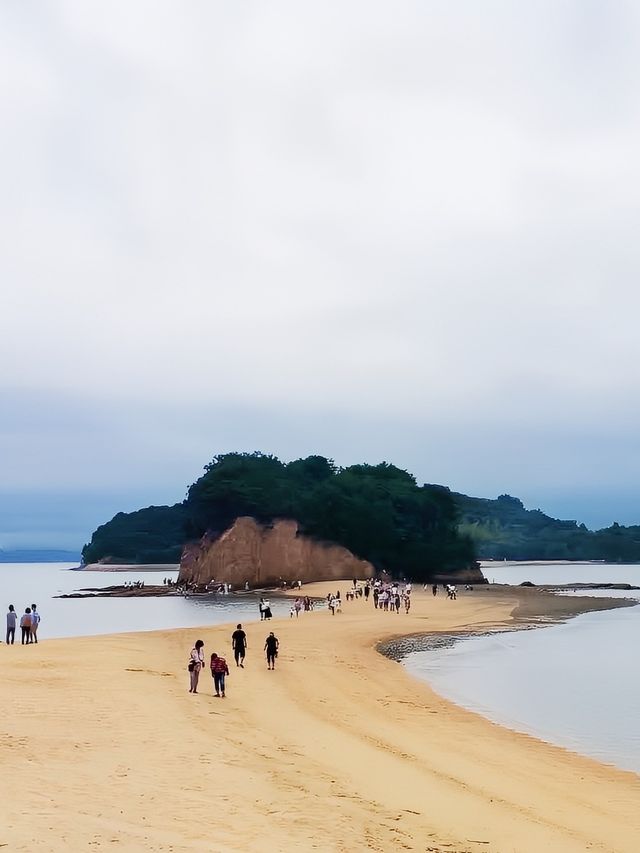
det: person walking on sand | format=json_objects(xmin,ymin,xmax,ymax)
[
  {"xmin": 6, "ymin": 605, "xmax": 17, "ymax": 645},
  {"xmin": 188, "ymin": 639, "xmax": 205, "ymax": 693},
  {"xmin": 20, "ymin": 608, "xmax": 32, "ymax": 644},
  {"xmin": 231, "ymin": 623, "xmax": 247, "ymax": 667},
  {"xmin": 30, "ymin": 604, "xmax": 41, "ymax": 643},
  {"xmin": 210, "ymin": 652, "xmax": 230, "ymax": 697},
  {"xmin": 265, "ymin": 632, "xmax": 279, "ymax": 670},
  {"xmin": 259, "ymin": 598, "xmax": 266, "ymax": 621}
]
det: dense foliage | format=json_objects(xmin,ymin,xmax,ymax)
[
  {"xmin": 82, "ymin": 452, "xmax": 475, "ymax": 579},
  {"xmin": 82, "ymin": 462, "xmax": 640, "ymax": 568},
  {"xmin": 457, "ymin": 493, "xmax": 640, "ymax": 561},
  {"xmin": 82, "ymin": 504, "xmax": 187, "ymax": 565}
]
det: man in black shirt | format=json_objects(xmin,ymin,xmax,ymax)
[
  {"xmin": 264, "ymin": 632, "xmax": 279, "ymax": 670},
  {"xmin": 231, "ymin": 623, "xmax": 247, "ymax": 667}
]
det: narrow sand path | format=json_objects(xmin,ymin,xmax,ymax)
[{"xmin": 1, "ymin": 586, "xmax": 638, "ymax": 852}]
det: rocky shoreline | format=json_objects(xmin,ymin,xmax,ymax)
[
  {"xmin": 378, "ymin": 584, "xmax": 638, "ymax": 662},
  {"xmin": 56, "ymin": 585, "xmax": 173, "ymax": 598}
]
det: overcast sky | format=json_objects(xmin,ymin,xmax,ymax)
[{"xmin": 3, "ymin": 1, "xmax": 640, "ymax": 548}]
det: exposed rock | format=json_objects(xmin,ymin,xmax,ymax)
[
  {"xmin": 55, "ymin": 585, "xmax": 172, "ymax": 598},
  {"xmin": 179, "ymin": 517, "xmax": 374, "ymax": 587},
  {"xmin": 432, "ymin": 564, "xmax": 487, "ymax": 585}
]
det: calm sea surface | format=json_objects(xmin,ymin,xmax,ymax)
[
  {"xmin": 403, "ymin": 563, "xmax": 640, "ymax": 776},
  {"xmin": 0, "ymin": 563, "xmax": 291, "ymax": 639}
]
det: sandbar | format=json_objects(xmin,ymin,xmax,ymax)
[{"xmin": 1, "ymin": 584, "xmax": 638, "ymax": 852}]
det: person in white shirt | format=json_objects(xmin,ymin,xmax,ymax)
[
  {"xmin": 188, "ymin": 640, "xmax": 205, "ymax": 693},
  {"xmin": 30, "ymin": 604, "xmax": 41, "ymax": 644}
]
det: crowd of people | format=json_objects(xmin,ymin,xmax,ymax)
[
  {"xmin": 178, "ymin": 573, "xmax": 473, "ymax": 700},
  {"xmin": 325, "ymin": 577, "xmax": 471, "ymax": 615},
  {"xmin": 5, "ymin": 604, "xmax": 41, "ymax": 645},
  {"xmin": 187, "ymin": 623, "xmax": 280, "ymax": 695},
  {"xmin": 325, "ymin": 579, "xmax": 414, "ymax": 614},
  {"xmin": 185, "ymin": 574, "xmax": 470, "ymax": 695}
]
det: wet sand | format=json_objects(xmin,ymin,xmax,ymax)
[{"xmin": 1, "ymin": 584, "xmax": 638, "ymax": 852}]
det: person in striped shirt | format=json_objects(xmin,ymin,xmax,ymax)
[{"xmin": 210, "ymin": 653, "xmax": 230, "ymax": 697}]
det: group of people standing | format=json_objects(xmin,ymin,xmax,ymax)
[
  {"xmin": 6, "ymin": 604, "xmax": 41, "ymax": 645},
  {"xmin": 370, "ymin": 580, "xmax": 412, "ymax": 613},
  {"xmin": 187, "ymin": 623, "xmax": 280, "ymax": 695},
  {"xmin": 327, "ymin": 580, "xmax": 413, "ymax": 614},
  {"xmin": 289, "ymin": 596, "xmax": 314, "ymax": 617},
  {"xmin": 258, "ymin": 598, "xmax": 273, "ymax": 620}
]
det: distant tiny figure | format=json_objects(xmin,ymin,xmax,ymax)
[
  {"xmin": 294, "ymin": 598, "xmax": 302, "ymax": 617},
  {"xmin": 210, "ymin": 652, "xmax": 230, "ymax": 697},
  {"xmin": 20, "ymin": 608, "xmax": 32, "ymax": 645},
  {"xmin": 231, "ymin": 623, "xmax": 247, "ymax": 667},
  {"xmin": 188, "ymin": 639, "xmax": 205, "ymax": 693},
  {"xmin": 30, "ymin": 604, "xmax": 40, "ymax": 643},
  {"xmin": 6, "ymin": 605, "xmax": 17, "ymax": 645},
  {"xmin": 297, "ymin": 579, "xmax": 302, "ymax": 590},
  {"xmin": 265, "ymin": 632, "xmax": 279, "ymax": 670},
  {"xmin": 263, "ymin": 599, "xmax": 273, "ymax": 620},
  {"xmin": 259, "ymin": 598, "xmax": 266, "ymax": 620},
  {"xmin": 245, "ymin": 581, "xmax": 250, "ymax": 591},
  {"xmin": 432, "ymin": 584, "xmax": 438, "ymax": 597}
]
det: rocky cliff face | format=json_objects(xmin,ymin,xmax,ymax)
[{"xmin": 179, "ymin": 517, "xmax": 374, "ymax": 587}]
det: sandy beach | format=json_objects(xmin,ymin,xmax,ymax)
[{"xmin": 1, "ymin": 585, "xmax": 638, "ymax": 852}]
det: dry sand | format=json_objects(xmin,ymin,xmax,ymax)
[{"xmin": 1, "ymin": 585, "xmax": 638, "ymax": 852}]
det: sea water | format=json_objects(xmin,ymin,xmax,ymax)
[
  {"xmin": 0, "ymin": 563, "xmax": 292, "ymax": 639},
  {"xmin": 403, "ymin": 563, "xmax": 640, "ymax": 776}
]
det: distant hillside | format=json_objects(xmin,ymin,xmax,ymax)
[
  {"xmin": 0, "ymin": 549, "xmax": 81, "ymax": 563},
  {"xmin": 455, "ymin": 493, "xmax": 640, "ymax": 561},
  {"xmin": 81, "ymin": 504, "xmax": 188, "ymax": 565}
]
